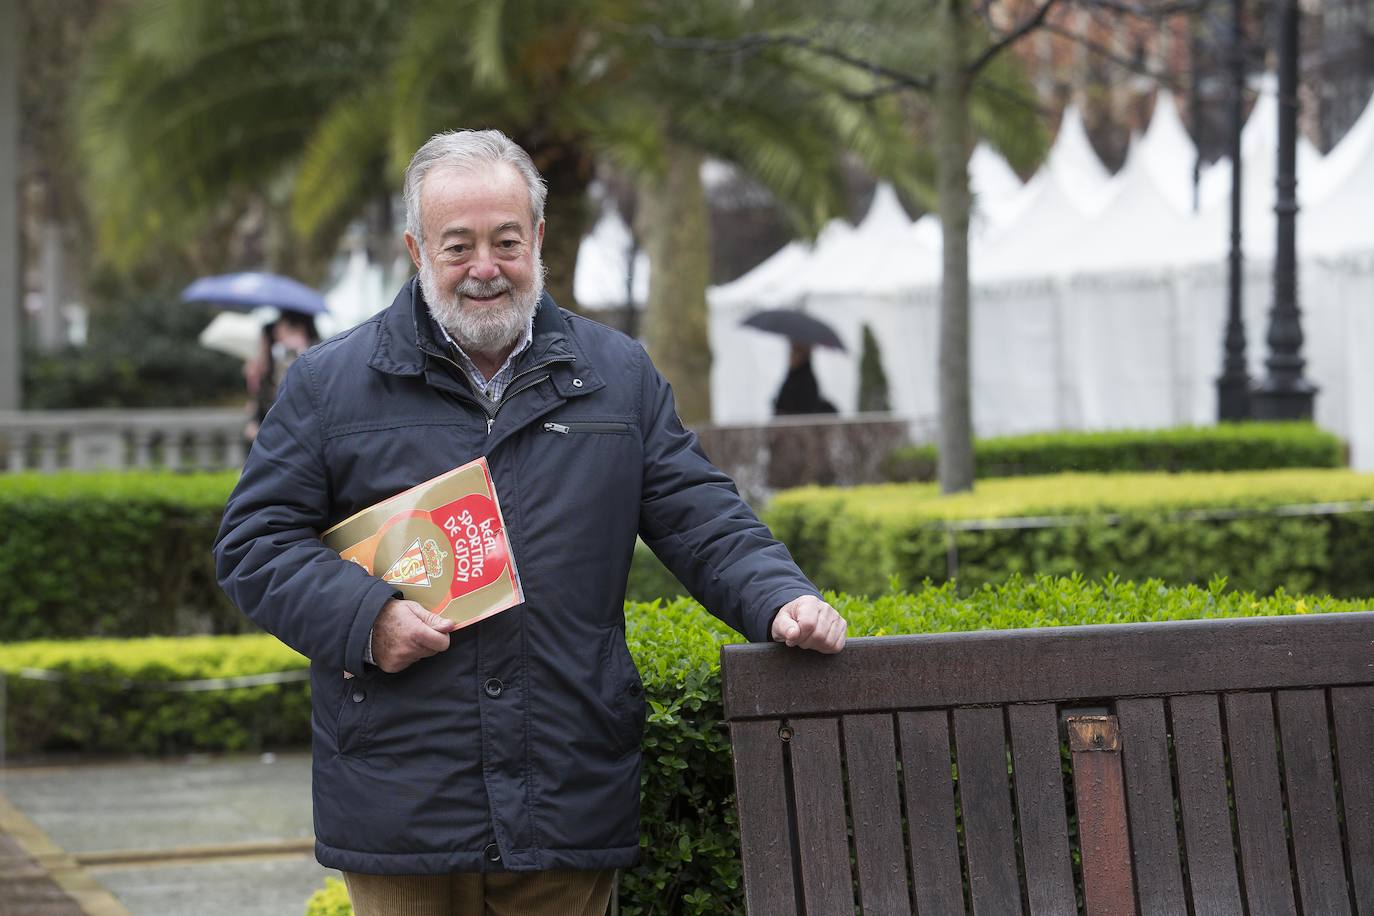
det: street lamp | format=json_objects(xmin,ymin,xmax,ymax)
[
  {"xmin": 1216, "ymin": 0, "xmax": 1251, "ymax": 420},
  {"xmin": 1252, "ymin": 0, "xmax": 1318, "ymax": 420}
]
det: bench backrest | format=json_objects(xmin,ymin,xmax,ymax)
[{"xmin": 721, "ymin": 612, "xmax": 1374, "ymax": 915}]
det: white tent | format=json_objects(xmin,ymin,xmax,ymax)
[
  {"xmin": 976, "ymin": 169, "xmax": 1093, "ymax": 281},
  {"xmin": 573, "ymin": 206, "xmax": 648, "ymax": 311},
  {"xmin": 1304, "ymin": 87, "xmax": 1374, "ymax": 254},
  {"xmin": 708, "ymin": 78, "xmax": 1374, "ymax": 471},
  {"xmin": 1054, "ymin": 143, "xmax": 1218, "ymax": 274},
  {"xmin": 1044, "ymin": 105, "xmax": 1113, "ymax": 216},
  {"xmin": 969, "ymin": 142, "xmax": 1024, "ymax": 232},
  {"xmin": 1136, "ymin": 91, "xmax": 1201, "ymax": 215}
]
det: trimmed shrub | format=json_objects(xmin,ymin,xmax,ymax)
[
  {"xmin": 766, "ymin": 469, "xmax": 1374, "ymax": 597},
  {"xmin": 0, "ymin": 472, "xmax": 689, "ymax": 640},
  {"xmin": 883, "ymin": 422, "xmax": 1345, "ymax": 481},
  {"xmin": 0, "ymin": 471, "xmax": 246, "ymax": 639},
  {"xmin": 857, "ymin": 323, "xmax": 890, "ymax": 413},
  {"xmin": 304, "ymin": 879, "xmax": 352, "ymax": 916},
  {"xmin": 0, "ymin": 635, "xmax": 309, "ymax": 755},
  {"xmin": 8, "ymin": 580, "xmax": 1368, "ymax": 916}
]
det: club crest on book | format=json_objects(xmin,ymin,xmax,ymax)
[{"xmin": 381, "ymin": 537, "xmax": 449, "ymax": 587}]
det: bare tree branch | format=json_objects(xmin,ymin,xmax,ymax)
[
  {"xmin": 968, "ymin": 0, "xmax": 1062, "ymax": 77},
  {"xmin": 1074, "ymin": 0, "xmax": 1216, "ymax": 17},
  {"xmin": 1040, "ymin": 19, "xmax": 1187, "ymax": 92}
]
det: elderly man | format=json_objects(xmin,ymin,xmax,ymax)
[{"xmin": 214, "ymin": 129, "xmax": 845, "ymax": 916}]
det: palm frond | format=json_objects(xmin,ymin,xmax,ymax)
[{"xmin": 291, "ymin": 90, "xmax": 391, "ymax": 240}]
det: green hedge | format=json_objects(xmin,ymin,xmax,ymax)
[
  {"xmin": 883, "ymin": 422, "xmax": 1345, "ymax": 481},
  {"xmin": 766, "ymin": 469, "xmax": 1374, "ymax": 598},
  {"xmin": 0, "ymin": 472, "xmax": 686, "ymax": 640},
  {"xmin": 5, "ymin": 580, "xmax": 1367, "ymax": 915},
  {"xmin": 0, "ymin": 472, "xmax": 247, "ymax": 639},
  {"xmin": 0, "ymin": 636, "xmax": 310, "ymax": 755}
]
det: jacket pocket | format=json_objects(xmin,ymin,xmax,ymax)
[
  {"xmin": 335, "ymin": 671, "xmax": 375, "ymax": 757},
  {"xmin": 603, "ymin": 630, "xmax": 647, "ymax": 756},
  {"xmin": 542, "ymin": 421, "xmax": 632, "ymax": 436}
]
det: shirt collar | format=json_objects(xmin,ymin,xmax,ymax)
[{"xmin": 433, "ymin": 316, "xmax": 535, "ymax": 386}]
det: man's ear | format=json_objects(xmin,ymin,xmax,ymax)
[
  {"xmin": 404, "ymin": 233, "xmax": 423, "ymax": 270},
  {"xmin": 535, "ymin": 220, "xmax": 545, "ymax": 251}
]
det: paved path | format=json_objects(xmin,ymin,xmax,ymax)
[{"xmin": 0, "ymin": 753, "xmax": 336, "ymax": 916}]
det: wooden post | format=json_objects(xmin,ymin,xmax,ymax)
[{"xmin": 1068, "ymin": 715, "xmax": 1137, "ymax": 916}]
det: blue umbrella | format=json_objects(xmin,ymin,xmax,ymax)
[{"xmin": 181, "ymin": 272, "xmax": 328, "ymax": 315}]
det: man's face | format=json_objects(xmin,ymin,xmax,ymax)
[{"xmin": 405, "ymin": 163, "xmax": 545, "ymax": 356}]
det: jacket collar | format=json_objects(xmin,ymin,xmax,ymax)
[{"xmin": 367, "ymin": 276, "xmax": 603, "ymax": 398}]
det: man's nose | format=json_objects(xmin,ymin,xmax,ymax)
[{"xmin": 468, "ymin": 248, "xmax": 501, "ymax": 282}]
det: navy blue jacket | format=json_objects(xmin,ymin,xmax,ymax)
[{"xmin": 213, "ymin": 281, "xmax": 817, "ymax": 874}]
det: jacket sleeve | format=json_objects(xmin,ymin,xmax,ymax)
[
  {"xmin": 636, "ymin": 350, "xmax": 817, "ymax": 643},
  {"xmin": 213, "ymin": 356, "xmax": 398, "ymax": 674}
]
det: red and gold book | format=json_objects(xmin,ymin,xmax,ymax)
[{"xmin": 321, "ymin": 457, "xmax": 523, "ymax": 629}]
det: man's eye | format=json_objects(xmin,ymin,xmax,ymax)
[
  {"xmin": 445, "ymin": 245, "xmax": 469, "ymax": 255},
  {"xmin": 498, "ymin": 239, "xmax": 520, "ymax": 249}
]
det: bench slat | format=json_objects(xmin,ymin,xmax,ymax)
[
  {"xmin": 1222, "ymin": 692, "xmax": 1298, "ymax": 916},
  {"xmin": 842, "ymin": 714, "xmax": 913, "ymax": 915},
  {"xmin": 1332, "ymin": 686, "xmax": 1374, "ymax": 915},
  {"xmin": 789, "ymin": 716, "xmax": 855, "ymax": 913},
  {"xmin": 721, "ymin": 614, "xmax": 1374, "ymax": 720},
  {"xmin": 1277, "ymin": 689, "xmax": 1353, "ymax": 916},
  {"xmin": 730, "ymin": 720, "xmax": 798, "ymax": 915},
  {"xmin": 953, "ymin": 707, "xmax": 1022, "ymax": 914},
  {"xmin": 1170, "ymin": 694, "xmax": 1245, "ymax": 915},
  {"xmin": 1117, "ymin": 698, "xmax": 1189, "ymax": 913},
  {"xmin": 898, "ymin": 711, "xmax": 967, "ymax": 916},
  {"xmin": 1007, "ymin": 704, "xmax": 1076, "ymax": 916}
]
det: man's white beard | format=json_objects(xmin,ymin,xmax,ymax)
[{"xmin": 420, "ymin": 249, "xmax": 543, "ymax": 355}]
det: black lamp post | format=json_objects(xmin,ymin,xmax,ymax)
[
  {"xmin": 1216, "ymin": 0, "xmax": 1251, "ymax": 420},
  {"xmin": 1252, "ymin": 0, "xmax": 1317, "ymax": 420}
]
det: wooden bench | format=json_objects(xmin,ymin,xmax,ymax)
[{"xmin": 721, "ymin": 612, "xmax": 1374, "ymax": 915}]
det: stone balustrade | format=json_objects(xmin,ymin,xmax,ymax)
[
  {"xmin": 0, "ymin": 409, "xmax": 928, "ymax": 494},
  {"xmin": 696, "ymin": 412, "xmax": 928, "ymax": 504},
  {"xmin": 0, "ymin": 408, "xmax": 249, "ymax": 473}
]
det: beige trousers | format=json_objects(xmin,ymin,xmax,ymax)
[{"xmin": 342, "ymin": 868, "xmax": 616, "ymax": 916}]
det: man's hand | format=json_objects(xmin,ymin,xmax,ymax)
[
  {"xmin": 770, "ymin": 595, "xmax": 846, "ymax": 653},
  {"xmin": 370, "ymin": 599, "xmax": 459, "ymax": 673}
]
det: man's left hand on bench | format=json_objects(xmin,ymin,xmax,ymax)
[{"xmin": 771, "ymin": 595, "xmax": 847, "ymax": 653}]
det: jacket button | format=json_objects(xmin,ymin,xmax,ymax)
[
  {"xmin": 628, "ymin": 682, "xmax": 642, "ymax": 697},
  {"xmin": 571, "ymin": 378, "xmax": 583, "ymax": 388},
  {"xmin": 483, "ymin": 677, "xmax": 503, "ymax": 698},
  {"xmin": 351, "ymin": 689, "xmax": 366, "ymax": 703},
  {"xmin": 484, "ymin": 843, "xmax": 501, "ymax": 863}
]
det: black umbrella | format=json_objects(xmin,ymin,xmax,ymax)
[{"xmin": 740, "ymin": 309, "xmax": 846, "ymax": 351}]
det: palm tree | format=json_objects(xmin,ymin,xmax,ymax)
[{"xmin": 77, "ymin": 1, "xmax": 923, "ymax": 343}]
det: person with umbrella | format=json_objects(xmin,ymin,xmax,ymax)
[
  {"xmin": 773, "ymin": 343, "xmax": 838, "ymax": 415},
  {"xmin": 246, "ymin": 308, "xmax": 320, "ymax": 441},
  {"xmin": 741, "ymin": 308, "xmax": 845, "ymax": 416},
  {"xmin": 183, "ymin": 272, "xmax": 327, "ymax": 442}
]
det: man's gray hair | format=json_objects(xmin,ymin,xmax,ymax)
[{"xmin": 403, "ymin": 129, "xmax": 548, "ymax": 242}]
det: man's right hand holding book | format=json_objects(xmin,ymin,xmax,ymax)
[{"xmin": 366, "ymin": 598, "xmax": 459, "ymax": 673}]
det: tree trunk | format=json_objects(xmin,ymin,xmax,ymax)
[
  {"xmin": 0, "ymin": 0, "xmax": 19, "ymax": 408},
  {"xmin": 36, "ymin": 216, "xmax": 66, "ymax": 351},
  {"xmin": 935, "ymin": 0, "xmax": 975, "ymax": 494},
  {"xmin": 536, "ymin": 145, "xmax": 594, "ymax": 314},
  {"xmin": 639, "ymin": 141, "xmax": 712, "ymax": 426}
]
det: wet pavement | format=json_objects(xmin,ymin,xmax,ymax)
[{"xmin": 0, "ymin": 752, "xmax": 337, "ymax": 916}]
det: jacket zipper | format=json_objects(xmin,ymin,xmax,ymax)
[
  {"xmin": 422, "ymin": 345, "xmax": 568, "ymax": 436},
  {"xmin": 543, "ymin": 421, "xmax": 630, "ymax": 435}
]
